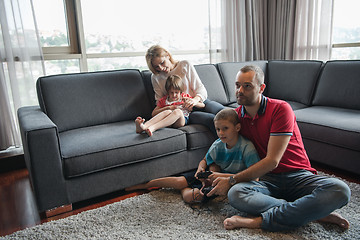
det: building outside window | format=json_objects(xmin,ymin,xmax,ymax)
[
  {"xmin": 33, "ymin": 0, "xmax": 214, "ymax": 75},
  {"xmin": 331, "ymin": 0, "xmax": 360, "ymax": 59},
  {"xmin": 32, "ymin": 0, "xmax": 360, "ymax": 76}
]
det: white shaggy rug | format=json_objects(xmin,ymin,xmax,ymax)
[{"xmin": 3, "ymin": 174, "xmax": 360, "ymax": 240}]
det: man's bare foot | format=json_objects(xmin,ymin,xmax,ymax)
[
  {"xmin": 224, "ymin": 216, "xmax": 262, "ymax": 230},
  {"xmin": 135, "ymin": 117, "xmax": 146, "ymax": 133},
  {"xmin": 318, "ymin": 212, "xmax": 350, "ymax": 229}
]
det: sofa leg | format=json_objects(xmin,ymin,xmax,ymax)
[{"xmin": 44, "ymin": 204, "xmax": 73, "ymax": 218}]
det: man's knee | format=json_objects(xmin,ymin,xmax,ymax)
[
  {"xmin": 333, "ymin": 180, "xmax": 351, "ymax": 206},
  {"xmin": 227, "ymin": 184, "xmax": 248, "ymax": 208},
  {"xmin": 318, "ymin": 178, "xmax": 351, "ymax": 208}
]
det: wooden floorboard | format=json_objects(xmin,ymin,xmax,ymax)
[{"xmin": 0, "ymin": 161, "xmax": 359, "ymax": 237}]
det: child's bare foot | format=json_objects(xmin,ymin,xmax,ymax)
[
  {"xmin": 318, "ymin": 212, "xmax": 350, "ymax": 229},
  {"xmin": 125, "ymin": 183, "xmax": 146, "ymax": 191},
  {"xmin": 135, "ymin": 117, "xmax": 145, "ymax": 133},
  {"xmin": 146, "ymin": 128, "xmax": 153, "ymax": 137},
  {"xmin": 224, "ymin": 216, "xmax": 262, "ymax": 230}
]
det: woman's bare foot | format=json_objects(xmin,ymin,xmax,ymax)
[
  {"xmin": 318, "ymin": 212, "xmax": 350, "ymax": 229},
  {"xmin": 224, "ymin": 216, "xmax": 262, "ymax": 230},
  {"xmin": 135, "ymin": 117, "xmax": 146, "ymax": 133}
]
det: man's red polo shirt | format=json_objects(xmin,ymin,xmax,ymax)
[{"xmin": 235, "ymin": 96, "xmax": 316, "ymax": 174}]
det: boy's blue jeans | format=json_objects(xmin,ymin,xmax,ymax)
[{"xmin": 227, "ymin": 170, "xmax": 351, "ymax": 232}]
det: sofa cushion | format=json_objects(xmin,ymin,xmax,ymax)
[
  {"xmin": 37, "ymin": 70, "xmax": 153, "ymax": 132},
  {"xmin": 266, "ymin": 60, "xmax": 323, "ymax": 107},
  {"xmin": 179, "ymin": 124, "xmax": 216, "ymax": 151},
  {"xmin": 141, "ymin": 70, "xmax": 156, "ymax": 108},
  {"xmin": 194, "ymin": 64, "xmax": 228, "ymax": 105},
  {"xmin": 287, "ymin": 101, "xmax": 309, "ymax": 111},
  {"xmin": 217, "ymin": 61, "xmax": 268, "ymax": 104},
  {"xmin": 295, "ymin": 106, "xmax": 360, "ymax": 152},
  {"xmin": 312, "ymin": 60, "xmax": 360, "ymax": 110},
  {"xmin": 60, "ymin": 121, "xmax": 187, "ymax": 178}
]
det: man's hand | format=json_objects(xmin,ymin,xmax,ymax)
[
  {"xmin": 208, "ymin": 172, "xmax": 227, "ymax": 183},
  {"xmin": 207, "ymin": 177, "xmax": 231, "ymax": 197}
]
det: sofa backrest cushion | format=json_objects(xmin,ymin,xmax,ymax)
[
  {"xmin": 141, "ymin": 70, "xmax": 156, "ymax": 108},
  {"xmin": 312, "ymin": 60, "xmax": 360, "ymax": 110},
  {"xmin": 217, "ymin": 61, "xmax": 268, "ymax": 104},
  {"xmin": 194, "ymin": 64, "xmax": 228, "ymax": 105},
  {"xmin": 266, "ymin": 60, "xmax": 323, "ymax": 106},
  {"xmin": 37, "ymin": 69, "xmax": 153, "ymax": 132}
]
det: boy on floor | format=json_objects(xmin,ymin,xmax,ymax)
[{"xmin": 127, "ymin": 108, "xmax": 260, "ymax": 203}]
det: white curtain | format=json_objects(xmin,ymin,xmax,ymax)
[
  {"xmin": 293, "ymin": 0, "xmax": 334, "ymax": 61},
  {"xmin": 0, "ymin": 0, "xmax": 44, "ymax": 151},
  {"xmin": 219, "ymin": 0, "xmax": 333, "ymax": 62},
  {"xmin": 221, "ymin": 0, "xmax": 268, "ymax": 62},
  {"xmin": 267, "ymin": 0, "xmax": 296, "ymax": 60}
]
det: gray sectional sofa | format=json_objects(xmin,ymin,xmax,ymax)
[{"xmin": 18, "ymin": 60, "xmax": 360, "ymax": 214}]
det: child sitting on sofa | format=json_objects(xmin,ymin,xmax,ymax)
[
  {"xmin": 128, "ymin": 108, "xmax": 260, "ymax": 203},
  {"xmin": 135, "ymin": 74, "xmax": 204, "ymax": 136}
]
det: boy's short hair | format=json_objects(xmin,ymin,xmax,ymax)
[
  {"xmin": 214, "ymin": 108, "xmax": 240, "ymax": 126},
  {"xmin": 165, "ymin": 75, "xmax": 184, "ymax": 92}
]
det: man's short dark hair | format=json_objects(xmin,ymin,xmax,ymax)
[{"xmin": 240, "ymin": 65, "xmax": 265, "ymax": 85}]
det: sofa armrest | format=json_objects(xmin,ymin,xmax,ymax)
[{"xmin": 17, "ymin": 106, "xmax": 69, "ymax": 212}]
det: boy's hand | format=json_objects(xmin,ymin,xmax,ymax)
[{"xmin": 195, "ymin": 167, "xmax": 206, "ymax": 179}]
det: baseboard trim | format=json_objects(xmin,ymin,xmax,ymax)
[{"xmin": 45, "ymin": 204, "xmax": 73, "ymax": 218}]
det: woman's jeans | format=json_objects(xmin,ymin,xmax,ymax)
[
  {"xmin": 228, "ymin": 170, "xmax": 351, "ymax": 231},
  {"xmin": 189, "ymin": 99, "xmax": 224, "ymax": 136}
]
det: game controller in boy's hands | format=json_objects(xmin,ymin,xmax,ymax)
[{"xmin": 196, "ymin": 171, "xmax": 213, "ymax": 179}]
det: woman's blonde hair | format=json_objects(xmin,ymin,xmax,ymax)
[
  {"xmin": 165, "ymin": 75, "xmax": 184, "ymax": 93},
  {"xmin": 145, "ymin": 45, "xmax": 177, "ymax": 74}
]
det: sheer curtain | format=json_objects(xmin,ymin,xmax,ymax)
[
  {"xmin": 0, "ymin": 0, "xmax": 44, "ymax": 151},
  {"xmin": 221, "ymin": 0, "xmax": 268, "ymax": 62},
  {"xmin": 267, "ymin": 0, "xmax": 296, "ymax": 60},
  {"xmin": 293, "ymin": 0, "xmax": 334, "ymax": 61},
  {"xmin": 218, "ymin": 0, "xmax": 333, "ymax": 62}
]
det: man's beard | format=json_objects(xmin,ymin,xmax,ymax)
[{"xmin": 236, "ymin": 94, "xmax": 253, "ymax": 106}]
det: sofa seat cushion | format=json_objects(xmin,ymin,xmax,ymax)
[
  {"xmin": 60, "ymin": 121, "xmax": 187, "ymax": 178},
  {"xmin": 295, "ymin": 106, "xmax": 360, "ymax": 151},
  {"xmin": 179, "ymin": 124, "xmax": 216, "ymax": 151}
]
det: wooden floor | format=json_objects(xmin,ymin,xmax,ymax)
[{"xmin": 0, "ymin": 162, "xmax": 359, "ymax": 237}]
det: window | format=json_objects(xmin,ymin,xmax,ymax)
[
  {"xmin": 331, "ymin": 0, "xmax": 360, "ymax": 60},
  {"xmin": 33, "ymin": 0, "xmax": 213, "ymax": 74}
]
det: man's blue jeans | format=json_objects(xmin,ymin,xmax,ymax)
[{"xmin": 227, "ymin": 170, "xmax": 351, "ymax": 231}]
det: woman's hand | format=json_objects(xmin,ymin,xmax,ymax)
[{"xmin": 182, "ymin": 97, "xmax": 198, "ymax": 110}]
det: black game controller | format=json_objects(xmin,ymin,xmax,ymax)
[
  {"xmin": 201, "ymin": 186, "xmax": 214, "ymax": 195},
  {"xmin": 196, "ymin": 171, "xmax": 213, "ymax": 179}
]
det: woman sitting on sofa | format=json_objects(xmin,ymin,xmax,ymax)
[{"xmin": 145, "ymin": 45, "xmax": 224, "ymax": 135}]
